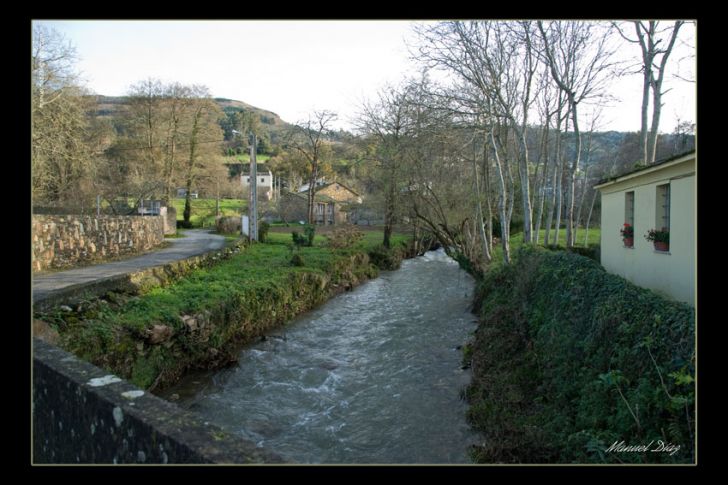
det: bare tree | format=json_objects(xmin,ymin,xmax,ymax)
[
  {"xmin": 181, "ymin": 86, "xmax": 224, "ymax": 226},
  {"xmin": 287, "ymin": 111, "xmax": 337, "ymax": 225},
  {"xmin": 537, "ymin": 20, "xmax": 617, "ymax": 247},
  {"xmin": 32, "ymin": 25, "xmax": 96, "ymax": 208},
  {"xmin": 613, "ymin": 21, "xmax": 685, "ymax": 164},
  {"xmin": 413, "ymin": 21, "xmax": 534, "ymax": 262}
]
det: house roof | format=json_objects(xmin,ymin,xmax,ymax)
[
  {"xmin": 594, "ymin": 150, "xmax": 696, "ymax": 189},
  {"xmin": 300, "ymin": 181, "xmax": 360, "ymax": 197}
]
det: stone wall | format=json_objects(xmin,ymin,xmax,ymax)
[
  {"xmin": 163, "ymin": 206, "xmax": 177, "ymax": 236},
  {"xmin": 33, "ymin": 338, "xmax": 287, "ymax": 464},
  {"xmin": 32, "ymin": 215, "xmax": 165, "ymax": 272}
]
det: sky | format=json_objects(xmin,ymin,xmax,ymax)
[{"xmin": 34, "ymin": 20, "xmax": 696, "ymax": 134}]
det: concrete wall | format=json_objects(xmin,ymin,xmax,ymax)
[
  {"xmin": 33, "ymin": 339, "xmax": 286, "ymax": 464},
  {"xmin": 32, "ymin": 215, "xmax": 165, "ymax": 272},
  {"xmin": 598, "ymin": 156, "xmax": 695, "ymax": 305}
]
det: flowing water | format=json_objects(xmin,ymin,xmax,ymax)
[{"xmin": 161, "ymin": 249, "xmax": 481, "ymax": 464}]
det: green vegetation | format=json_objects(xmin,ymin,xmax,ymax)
[
  {"xmin": 171, "ymin": 198, "xmax": 246, "ymax": 228},
  {"xmin": 487, "ymin": 227, "xmax": 601, "ymax": 268},
  {"xmin": 41, "ymin": 230, "xmax": 411, "ymax": 391},
  {"xmin": 466, "ymin": 246, "xmax": 694, "ymax": 463}
]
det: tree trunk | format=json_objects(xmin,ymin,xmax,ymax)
[
  {"xmin": 533, "ymin": 118, "xmax": 550, "ymax": 244},
  {"xmin": 473, "ymin": 156, "xmax": 491, "ymax": 262},
  {"xmin": 584, "ymin": 189, "xmax": 598, "ymax": 247},
  {"xmin": 490, "ymin": 130, "xmax": 510, "ymax": 264},
  {"xmin": 307, "ymin": 163, "xmax": 318, "ymax": 225},
  {"xmin": 565, "ymin": 98, "xmax": 581, "ymax": 248}
]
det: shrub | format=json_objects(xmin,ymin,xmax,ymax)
[
  {"xmin": 325, "ymin": 225, "xmax": 364, "ymax": 249},
  {"xmin": 304, "ymin": 224, "xmax": 316, "ymax": 246},
  {"xmin": 290, "ymin": 253, "xmax": 305, "ymax": 267},
  {"xmin": 291, "ymin": 230, "xmax": 307, "ymax": 247},
  {"xmin": 467, "ymin": 246, "xmax": 694, "ymax": 463},
  {"xmin": 368, "ymin": 245, "xmax": 403, "ymax": 270},
  {"xmin": 215, "ymin": 216, "xmax": 240, "ymax": 234},
  {"xmin": 258, "ymin": 221, "xmax": 270, "ymax": 243}
]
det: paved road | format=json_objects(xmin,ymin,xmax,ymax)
[{"xmin": 32, "ymin": 229, "xmax": 226, "ymax": 303}]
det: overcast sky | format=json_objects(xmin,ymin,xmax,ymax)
[{"xmin": 34, "ymin": 20, "xmax": 696, "ymax": 134}]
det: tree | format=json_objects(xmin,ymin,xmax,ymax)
[
  {"xmin": 32, "ymin": 25, "xmax": 96, "ymax": 208},
  {"xmin": 181, "ymin": 86, "xmax": 224, "ymax": 226},
  {"xmin": 613, "ymin": 21, "xmax": 685, "ymax": 164},
  {"xmin": 357, "ymin": 83, "xmax": 413, "ymax": 249},
  {"xmin": 286, "ymin": 111, "xmax": 337, "ymax": 224},
  {"xmin": 537, "ymin": 20, "xmax": 617, "ymax": 247}
]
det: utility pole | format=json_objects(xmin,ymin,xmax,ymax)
[{"xmin": 249, "ymin": 132, "xmax": 258, "ymax": 242}]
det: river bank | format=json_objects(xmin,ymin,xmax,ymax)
[
  {"xmin": 463, "ymin": 246, "xmax": 695, "ymax": 463},
  {"xmin": 160, "ymin": 248, "xmax": 481, "ymax": 463},
  {"xmin": 34, "ymin": 231, "xmax": 417, "ymax": 392}
]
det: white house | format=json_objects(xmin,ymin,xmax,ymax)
[
  {"xmin": 594, "ymin": 150, "xmax": 695, "ymax": 305},
  {"xmin": 241, "ymin": 166, "xmax": 274, "ymax": 200}
]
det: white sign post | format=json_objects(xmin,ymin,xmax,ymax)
[{"xmin": 242, "ymin": 215, "xmax": 249, "ymax": 237}]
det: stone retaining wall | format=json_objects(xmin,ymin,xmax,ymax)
[
  {"xmin": 33, "ymin": 338, "xmax": 287, "ymax": 464},
  {"xmin": 32, "ymin": 215, "xmax": 165, "ymax": 272}
]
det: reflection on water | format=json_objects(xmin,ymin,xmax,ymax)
[{"xmin": 161, "ymin": 249, "xmax": 480, "ymax": 463}]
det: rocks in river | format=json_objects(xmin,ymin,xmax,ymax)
[{"xmin": 318, "ymin": 360, "xmax": 339, "ymax": 371}]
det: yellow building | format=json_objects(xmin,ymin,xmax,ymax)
[{"xmin": 594, "ymin": 150, "xmax": 695, "ymax": 305}]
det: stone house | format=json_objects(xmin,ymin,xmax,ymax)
[{"xmin": 280, "ymin": 182, "xmax": 362, "ymax": 225}]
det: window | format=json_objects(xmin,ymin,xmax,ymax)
[
  {"xmin": 656, "ymin": 184, "xmax": 670, "ymax": 231},
  {"xmin": 625, "ymin": 191, "xmax": 634, "ymax": 227},
  {"xmin": 261, "ymin": 178, "xmax": 265, "ymax": 183},
  {"xmin": 246, "ymin": 177, "xmax": 250, "ymax": 183}
]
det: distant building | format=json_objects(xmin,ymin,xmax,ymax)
[
  {"xmin": 176, "ymin": 188, "xmax": 198, "ymax": 199},
  {"xmin": 594, "ymin": 150, "xmax": 695, "ymax": 305},
  {"xmin": 307, "ymin": 182, "xmax": 362, "ymax": 225},
  {"xmin": 240, "ymin": 164, "xmax": 274, "ymax": 201},
  {"xmin": 280, "ymin": 182, "xmax": 363, "ymax": 225}
]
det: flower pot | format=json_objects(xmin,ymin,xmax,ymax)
[
  {"xmin": 654, "ymin": 241, "xmax": 669, "ymax": 252},
  {"xmin": 623, "ymin": 237, "xmax": 634, "ymax": 247}
]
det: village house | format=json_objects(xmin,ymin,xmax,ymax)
[
  {"xmin": 239, "ymin": 164, "xmax": 275, "ymax": 201},
  {"xmin": 281, "ymin": 182, "xmax": 362, "ymax": 225},
  {"xmin": 594, "ymin": 150, "xmax": 695, "ymax": 305}
]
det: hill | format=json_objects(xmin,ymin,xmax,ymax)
[{"xmin": 89, "ymin": 94, "xmax": 293, "ymax": 149}]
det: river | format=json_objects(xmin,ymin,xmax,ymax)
[{"xmin": 160, "ymin": 249, "xmax": 481, "ymax": 464}]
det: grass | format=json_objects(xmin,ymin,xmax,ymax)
[
  {"xmin": 45, "ymin": 229, "xmax": 410, "ymax": 389},
  {"xmin": 223, "ymin": 154, "xmax": 271, "ymax": 164},
  {"xmin": 489, "ymin": 227, "xmax": 600, "ymax": 264},
  {"xmin": 171, "ymin": 198, "xmax": 247, "ymax": 228}
]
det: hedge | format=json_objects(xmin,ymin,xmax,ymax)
[{"xmin": 466, "ymin": 246, "xmax": 695, "ymax": 463}]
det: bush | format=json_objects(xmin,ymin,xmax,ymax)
[
  {"xmin": 290, "ymin": 253, "xmax": 305, "ymax": 267},
  {"xmin": 368, "ymin": 245, "xmax": 403, "ymax": 270},
  {"xmin": 467, "ymin": 246, "xmax": 694, "ymax": 463},
  {"xmin": 292, "ymin": 224, "xmax": 316, "ymax": 247},
  {"xmin": 543, "ymin": 244, "xmax": 601, "ymax": 263},
  {"xmin": 215, "ymin": 216, "xmax": 240, "ymax": 234},
  {"xmin": 177, "ymin": 220, "xmax": 194, "ymax": 229},
  {"xmin": 304, "ymin": 224, "xmax": 316, "ymax": 246},
  {"xmin": 258, "ymin": 221, "xmax": 270, "ymax": 243},
  {"xmin": 325, "ymin": 225, "xmax": 364, "ymax": 249},
  {"xmin": 291, "ymin": 231, "xmax": 307, "ymax": 247}
]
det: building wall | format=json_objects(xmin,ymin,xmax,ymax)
[
  {"xmin": 32, "ymin": 215, "xmax": 165, "ymax": 273},
  {"xmin": 599, "ymin": 158, "xmax": 695, "ymax": 305}
]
